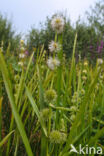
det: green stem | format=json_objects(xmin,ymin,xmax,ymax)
[{"xmin": 0, "ymin": 97, "xmax": 2, "ymax": 156}]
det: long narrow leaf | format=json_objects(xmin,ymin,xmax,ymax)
[
  {"xmin": 0, "ymin": 50, "xmax": 33, "ymax": 156},
  {"xmin": 0, "ymin": 130, "xmax": 15, "ymax": 147},
  {"xmin": 25, "ymin": 86, "xmax": 47, "ymax": 137}
]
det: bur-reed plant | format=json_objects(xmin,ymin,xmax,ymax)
[{"xmin": 0, "ymin": 15, "xmax": 104, "ymax": 156}]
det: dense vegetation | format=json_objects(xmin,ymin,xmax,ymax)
[
  {"xmin": 0, "ymin": 15, "xmax": 20, "ymax": 52},
  {"xmin": 0, "ymin": 1, "xmax": 104, "ymax": 156},
  {"xmin": 27, "ymin": 1, "xmax": 104, "ymax": 63}
]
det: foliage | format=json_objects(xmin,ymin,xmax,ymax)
[
  {"xmin": 27, "ymin": 1, "xmax": 104, "ymax": 62},
  {"xmin": 0, "ymin": 31, "xmax": 104, "ymax": 155},
  {"xmin": 86, "ymin": 0, "xmax": 104, "ymax": 33},
  {"xmin": 0, "ymin": 1, "xmax": 104, "ymax": 155},
  {"xmin": 0, "ymin": 14, "xmax": 21, "ymax": 52}
]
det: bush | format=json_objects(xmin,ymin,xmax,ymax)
[{"xmin": 0, "ymin": 14, "xmax": 21, "ymax": 52}]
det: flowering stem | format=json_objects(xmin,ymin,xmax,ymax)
[
  {"xmin": 48, "ymin": 107, "xmax": 51, "ymax": 135},
  {"xmin": 56, "ymin": 34, "xmax": 63, "ymax": 129},
  {"xmin": 55, "ymin": 32, "xmax": 57, "ymax": 42},
  {"xmin": 53, "ymin": 33, "xmax": 58, "ymax": 58}
]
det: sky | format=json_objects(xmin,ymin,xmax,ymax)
[{"xmin": 0, "ymin": 0, "xmax": 97, "ymax": 34}]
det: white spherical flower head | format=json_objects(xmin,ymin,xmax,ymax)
[
  {"xmin": 47, "ymin": 57, "xmax": 60, "ymax": 70},
  {"xmin": 97, "ymin": 58, "xmax": 103, "ymax": 65},
  {"xmin": 51, "ymin": 15, "xmax": 65, "ymax": 34},
  {"xmin": 19, "ymin": 53, "xmax": 25, "ymax": 59},
  {"xmin": 18, "ymin": 62, "xmax": 23, "ymax": 66},
  {"xmin": 48, "ymin": 41, "xmax": 61, "ymax": 53}
]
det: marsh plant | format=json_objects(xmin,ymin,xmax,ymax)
[{"xmin": 0, "ymin": 14, "xmax": 104, "ymax": 156}]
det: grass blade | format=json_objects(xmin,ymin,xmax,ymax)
[
  {"xmin": 0, "ymin": 50, "xmax": 33, "ymax": 156},
  {"xmin": 25, "ymin": 86, "xmax": 47, "ymax": 137},
  {"xmin": 0, "ymin": 130, "xmax": 15, "ymax": 147}
]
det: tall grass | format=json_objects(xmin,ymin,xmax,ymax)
[{"xmin": 0, "ymin": 32, "xmax": 104, "ymax": 156}]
